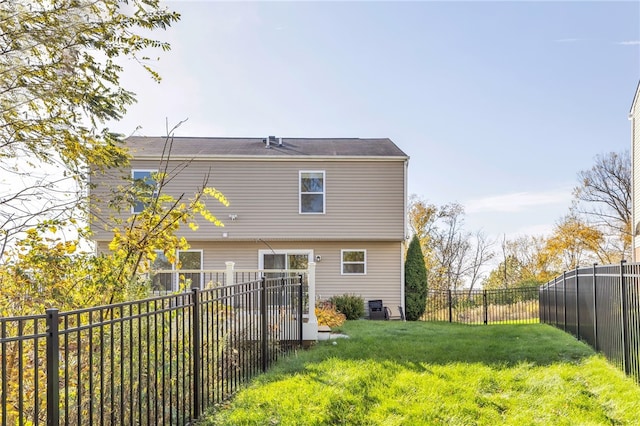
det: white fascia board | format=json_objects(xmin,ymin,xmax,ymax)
[{"xmin": 131, "ymin": 155, "xmax": 409, "ymax": 162}]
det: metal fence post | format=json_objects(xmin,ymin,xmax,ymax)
[
  {"xmin": 554, "ymin": 278, "xmax": 559, "ymax": 328},
  {"xmin": 544, "ymin": 284, "xmax": 548, "ymax": 323},
  {"xmin": 576, "ymin": 267, "xmax": 580, "ymax": 340},
  {"xmin": 261, "ymin": 277, "xmax": 268, "ymax": 372},
  {"xmin": 593, "ymin": 263, "xmax": 598, "ymax": 351},
  {"xmin": 543, "ymin": 284, "xmax": 548, "ymax": 323},
  {"xmin": 538, "ymin": 286, "xmax": 543, "ymax": 323},
  {"xmin": 46, "ymin": 308, "xmax": 59, "ymax": 426},
  {"xmin": 620, "ymin": 260, "xmax": 630, "ymax": 375},
  {"xmin": 298, "ymin": 275, "xmax": 303, "ymax": 346},
  {"xmin": 191, "ymin": 288, "xmax": 201, "ymax": 420},
  {"xmin": 550, "ymin": 281, "xmax": 554, "ymax": 324},
  {"xmin": 447, "ymin": 289, "xmax": 452, "ymax": 323},
  {"xmin": 483, "ymin": 290, "xmax": 488, "ymax": 325},
  {"xmin": 562, "ymin": 271, "xmax": 567, "ymax": 331}
]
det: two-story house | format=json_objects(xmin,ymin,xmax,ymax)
[
  {"xmin": 632, "ymin": 82, "xmax": 640, "ymax": 261},
  {"xmin": 90, "ymin": 136, "xmax": 410, "ymax": 315}
]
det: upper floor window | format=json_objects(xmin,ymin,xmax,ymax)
[
  {"xmin": 341, "ymin": 250, "xmax": 366, "ymax": 275},
  {"xmin": 299, "ymin": 171, "xmax": 325, "ymax": 214},
  {"xmin": 131, "ymin": 169, "xmax": 157, "ymax": 214}
]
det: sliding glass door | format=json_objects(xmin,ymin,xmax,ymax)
[{"xmin": 260, "ymin": 250, "xmax": 310, "ymax": 272}]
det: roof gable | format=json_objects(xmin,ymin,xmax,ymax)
[{"xmin": 124, "ymin": 137, "xmax": 409, "ymax": 159}]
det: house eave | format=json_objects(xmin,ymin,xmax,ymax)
[
  {"xmin": 130, "ymin": 155, "xmax": 410, "ymax": 162},
  {"xmin": 91, "ymin": 236, "xmax": 406, "ymax": 243}
]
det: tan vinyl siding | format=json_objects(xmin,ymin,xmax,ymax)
[
  {"xmin": 90, "ymin": 167, "xmax": 133, "ymax": 235},
  {"xmin": 97, "ymin": 240, "xmax": 404, "ymax": 318},
  {"xmin": 188, "ymin": 240, "xmax": 404, "ymax": 313},
  {"xmin": 96, "ymin": 240, "xmax": 404, "ymax": 315},
  {"xmin": 91, "ymin": 159, "xmax": 406, "ymax": 243}
]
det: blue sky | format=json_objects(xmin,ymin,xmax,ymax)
[{"xmin": 113, "ymin": 0, "xmax": 640, "ymax": 241}]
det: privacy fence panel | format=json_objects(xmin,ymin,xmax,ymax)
[
  {"xmin": 421, "ymin": 287, "xmax": 539, "ymax": 324},
  {"xmin": 0, "ymin": 273, "xmax": 305, "ymax": 425},
  {"xmin": 540, "ymin": 262, "xmax": 640, "ymax": 384}
]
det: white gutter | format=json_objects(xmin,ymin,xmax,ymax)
[{"xmin": 131, "ymin": 155, "xmax": 410, "ymax": 162}]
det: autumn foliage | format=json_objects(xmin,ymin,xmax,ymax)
[{"xmin": 315, "ymin": 301, "xmax": 346, "ymax": 328}]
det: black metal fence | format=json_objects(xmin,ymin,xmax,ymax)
[
  {"xmin": 540, "ymin": 262, "xmax": 640, "ymax": 384},
  {"xmin": 421, "ymin": 287, "xmax": 540, "ymax": 324},
  {"xmin": 0, "ymin": 273, "xmax": 305, "ymax": 425}
]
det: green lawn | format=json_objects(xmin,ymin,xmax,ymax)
[{"xmin": 203, "ymin": 321, "xmax": 640, "ymax": 425}]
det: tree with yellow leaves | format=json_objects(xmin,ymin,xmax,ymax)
[
  {"xmin": 541, "ymin": 213, "xmax": 604, "ymax": 271},
  {"xmin": 1, "ymin": 127, "xmax": 230, "ymax": 315},
  {"xmin": 407, "ymin": 195, "xmax": 494, "ymax": 291},
  {"xmin": 482, "ymin": 235, "xmax": 555, "ymax": 290},
  {"xmin": 0, "ymin": 0, "xmax": 180, "ymax": 255}
]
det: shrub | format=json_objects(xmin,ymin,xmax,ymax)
[
  {"xmin": 330, "ymin": 294, "xmax": 365, "ymax": 320},
  {"xmin": 315, "ymin": 301, "xmax": 346, "ymax": 327},
  {"xmin": 405, "ymin": 234, "xmax": 428, "ymax": 320}
]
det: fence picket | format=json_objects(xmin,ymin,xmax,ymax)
[
  {"xmin": 541, "ymin": 263, "xmax": 640, "ymax": 385},
  {"xmin": 1, "ymin": 272, "xmax": 306, "ymax": 425},
  {"xmin": 421, "ymin": 287, "xmax": 539, "ymax": 324}
]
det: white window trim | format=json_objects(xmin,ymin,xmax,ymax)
[
  {"xmin": 150, "ymin": 249, "xmax": 204, "ymax": 292},
  {"xmin": 258, "ymin": 249, "xmax": 313, "ymax": 270},
  {"xmin": 177, "ymin": 249, "xmax": 203, "ymax": 270},
  {"xmin": 131, "ymin": 169, "xmax": 158, "ymax": 214},
  {"xmin": 177, "ymin": 249, "xmax": 204, "ymax": 290},
  {"xmin": 151, "ymin": 250, "xmax": 174, "ymax": 292},
  {"xmin": 341, "ymin": 249, "xmax": 367, "ymax": 275},
  {"xmin": 299, "ymin": 170, "xmax": 326, "ymax": 214}
]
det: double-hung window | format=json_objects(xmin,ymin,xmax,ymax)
[
  {"xmin": 131, "ymin": 169, "xmax": 157, "ymax": 214},
  {"xmin": 299, "ymin": 171, "xmax": 325, "ymax": 214},
  {"xmin": 341, "ymin": 250, "xmax": 366, "ymax": 275},
  {"xmin": 151, "ymin": 251, "xmax": 172, "ymax": 292},
  {"xmin": 150, "ymin": 249, "xmax": 203, "ymax": 292},
  {"xmin": 177, "ymin": 250, "xmax": 203, "ymax": 289}
]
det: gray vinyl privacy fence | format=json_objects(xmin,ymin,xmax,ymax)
[
  {"xmin": 539, "ymin": 262, "xmax": 640, "ymax": 384},
  {"xmin": 0, "ymin": 271, "xmax": 307, "ymax": 426}
]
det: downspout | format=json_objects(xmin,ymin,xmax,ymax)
[
  {"xmin": 630, "ymin": 81, "xmax": 640, "ymax": 262},
  {"xmin": 400, "ymin": 158, "xmax": 409, "ymax": 315},
  {"xmin": 631, "ymin": 109, "xmax": 636, "ymax": 262}
]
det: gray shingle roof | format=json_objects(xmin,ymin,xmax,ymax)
[{"xmin": 125, "ymin": 136, "xmax": 408, "ymax": 159}]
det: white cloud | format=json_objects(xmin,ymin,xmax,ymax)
[
  {"xmin": 465, "ymin": 189, "xmax": 571, "ymax": 214},
  {"xmin": 616, "ymin": 40, "xmax": 640, "ymax": 45}
]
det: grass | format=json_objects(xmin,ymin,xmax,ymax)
[{"xmin": 202, "ymin": 321, "xmax": 640, "ymax": 425}]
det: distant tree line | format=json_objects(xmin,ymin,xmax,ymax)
[{"xmin": 407, "ymin": 150, "xmax": 631, "ymax": 292}]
